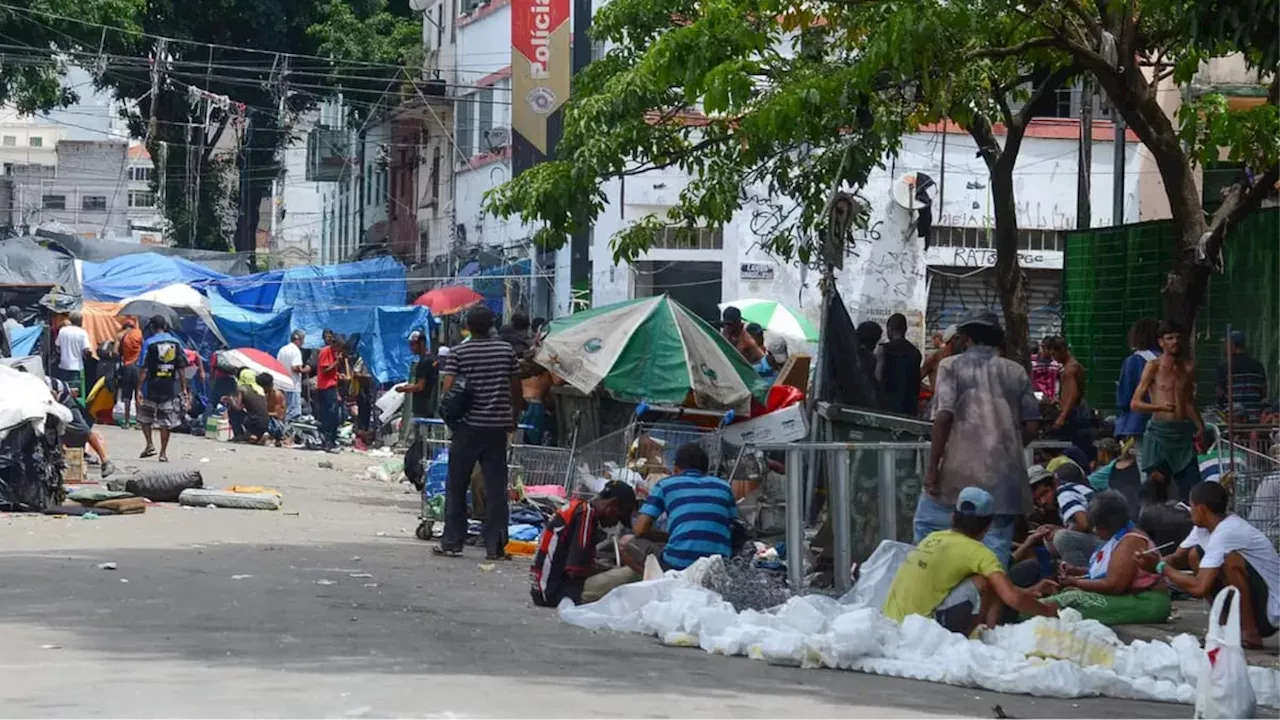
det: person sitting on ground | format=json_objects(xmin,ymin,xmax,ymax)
[
  {"xmin": 1045, "ymin": 491, "xmax": 1170, "ymax": 625},
  {"xmin": 222, "ymin": 368, "xmax": 270, "ymax": 443},
  {"xmin": 38, "ymin": 372, "xmax": 117, "ymax": 478},
  {"xmin": 1136, "ymin": 481, "xmax": 1279, "ymax": 649},
  {"xmin": 259, "ymin": 373, "xmax": 288, "ymax": 447},
  {"xmin": 530, "ymin": 481, "xmax": 638, "ymax": 607},
  {"xmin": 1015, "ymin": 464, "xmax": 1101, "ymax": 570},
  {"xmin": 619, "ymin": 443, "xmax": 736, "ymax": 573},
  {"xmin": 1088, "ymin": 438, "xmax": 1144, "ymax": 509},
  {"xmin": 883, "ymin": 486, "xmax": 1060, "ymax": 635}
]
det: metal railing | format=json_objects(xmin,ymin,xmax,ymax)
[{"xmin": 744, "ymin": 439, "xmax": 1072, "ymax": 593}]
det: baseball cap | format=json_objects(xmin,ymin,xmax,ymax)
[
  {"xmin": 956, "ymin": 487, "xmax": 994, "ymax": 517},
  {"xmin": 941, "ymin": 324, "xmax": 958, "ymax": 343},
  {"xmin": 1027, "ymin": 464, "xmax": 1055, "ymax": 486},
  {"xmin": 958, "ymin": 310, "xmax": 1001, "ymax": 330},
  {"xmin": 721, "ymin": 306, "xmax": 743, "ymax": 324},
  {"xmin": 408, "ymin": 329, "xmax": 426, "ymax": 344}
]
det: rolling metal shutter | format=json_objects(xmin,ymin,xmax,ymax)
[{"xmin": 926, "ymin": 267, "xmax": 1063, "ymax": 342}]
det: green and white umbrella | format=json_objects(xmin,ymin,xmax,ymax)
[
  {"xmin": 718, "ymin": 298, "xmax": 819, "ymax": 342},
  {"xmin": 537, "ymin": 295, "xmax": 769, "ymax": 411}
]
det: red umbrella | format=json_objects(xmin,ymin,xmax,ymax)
[
  {"xmin": 220, "ymin": 348, "xmax": 296, "ymax": 391},
  {"xmin": 414, "ymin": 285, "xmax": 484, "ymax": 316}
]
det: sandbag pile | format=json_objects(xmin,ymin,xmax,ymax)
[{"xmin": 559, "ymin": 557, "xmax": 1280, "ymax": 708}]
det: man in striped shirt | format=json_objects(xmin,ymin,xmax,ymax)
[
  {"xmin": 1028, "ymin": 461, "xmax": 1100, "ymax": 568},
  {"xmin": 621, "ymin": 443, "xmax": 736, "ymax": 572},
  {"xmin": 433, "ymin": 306, "xmax": 521, "ymax": 561}
]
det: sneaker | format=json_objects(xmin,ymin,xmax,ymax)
[{"xmin": 100, "ymin": 460, "xmax": 118, "ymax": 478}]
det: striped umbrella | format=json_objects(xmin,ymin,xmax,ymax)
[
  {"xmin": 220, "ymin": 348, "xmax": 296, "ymax": 391},
  {"xmin": 719, "ymin": 299, "xmax": 819, "ymax": 342}
]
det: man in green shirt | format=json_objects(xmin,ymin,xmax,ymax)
[{"xmin": 884, "ymin": 487, "xmax": 1060, "ymax": 635}]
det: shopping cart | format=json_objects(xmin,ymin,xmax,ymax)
[
  {"xmin": 566, "ymin": 402, "xmax": 735, "ymax": 496},
  {"xmin": 411, "ymin": 416, "xmax": 580, "ymax": 541}
]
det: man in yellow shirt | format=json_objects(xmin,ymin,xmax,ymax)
[{"xmin": 884, "ymin": 487, "xmax": 1060, "ymax": 635}]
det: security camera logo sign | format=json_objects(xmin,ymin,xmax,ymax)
[{"xmin": 526, "ymin": 87, "xmax": 558, "ymax": 115}]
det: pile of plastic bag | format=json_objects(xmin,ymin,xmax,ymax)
[{"xmin": 559, "ymin": 556, "xmax": 1280, "ymax": 708}]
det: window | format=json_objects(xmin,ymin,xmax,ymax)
[
  {"xmin": 128, "ymin": 166, "xmax": 152, "ymax": 182},
  {"xmin": 455, "ymin": 93, "xmax": 476, "ymax": 158},
  {"xmin": 82, "ymin": 195, "xmax": 108, "ymax": 211},
  {"xmin": 128, "ymin": 190, "xmax": 155, "ymax": 208},
  {"xmin": 649, "ymin": 226, "xmax": 724, "ymax": 250},
  {"xmin": 460, "ymin": 0, "xmax": 484, "ymax": 14},
  {"xmin": 477, "ymin": 87, "xmax": 495, "ymax": 153},
  {"xmin": 928, "ymin": 226, "xmax": 1064, "ymax": 252},
  {"xmin": 430, "ymin": 147, "xmax": 441, "ymax": 203},
  {"xmin": 42, "ymin": 194, "xmax": 65, "ymax": 210},
  {"xmin": 2, "ymin": 136, "xmax": 14, "ymax": 147},
  {"xmin": 450, "ymin": 0, "xmax": 457, "ymax": 42},
  {"xmin": 364, "ymin": 163, "xmax": 373, "ymax": 205},
  {"xmin": 29, "ymin": 136, "xmax": 43, "ymax": 148}
]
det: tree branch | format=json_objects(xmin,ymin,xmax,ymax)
[
  {"xmin": 1013, "ymin": 65, "xmax": 1076, "ymax": 130},
  {"xmin": 616, "ymin": 134, "xmax": 734, "ymax": 178},
  {"xmin": 1203, "ymin": 167, "xmax": 1280, "ymax": 261},
  {"xmin": 966, "ymin": 36, "xmax": 1059, "ymax": 60}
]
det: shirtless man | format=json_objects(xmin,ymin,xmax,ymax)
[
  {"xmin": 1130, "ymin": 321, "xmax": 1205, "ymax": 501},
  {"xmin": 720, "ymin": 306, "xmax": 765, "ymax": 364},
  {"xmin": 1048, "ymin": 337, "xmax": 1094, "ymax": 464}
]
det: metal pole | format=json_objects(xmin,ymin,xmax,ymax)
[
  {"xmin": 831, "ymin": 448, "xmax": 854, "ymax": 593},
  {"xmin": 785, "ymin": 448, "xmax": 806, "ymax": 591},
  {"xmin": 1077, "ymin": 78, "xmax": 1093, "ymax": 231},
  {"xmin": 1112, "ymin": 112, "xmax": 1126, "ymax": 225},
  {"xmin": 878, "ymin": 449, "xmax": 899, "ymax": 542},
  {"xmin": 1226, "ymin": 323, "xmax": 1235, "ymax": 475}
]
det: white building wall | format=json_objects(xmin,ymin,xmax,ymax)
[{"xmin": 277, "ymin": 111, "xmax": 324, "ymax": 266}]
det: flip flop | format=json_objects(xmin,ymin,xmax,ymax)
[
  {"xmin": 430, "ymin": 546, "xmax": 463, "ymax": 558},
  {"xmin": 139, "ymin": 447, "xmax": 157, "ymax": 459},
  {"xmin": 158, "ymin": 455, "xmax": 169, "ymax": 463}
]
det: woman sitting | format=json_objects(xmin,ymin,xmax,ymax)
[{"xmin": 1044, "ymin": 490, "xmax": 1171, "ymax": 625}]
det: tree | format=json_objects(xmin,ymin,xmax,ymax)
[{"xmin": 972, "ymin": 0, "xmax": 1279, "ymax": 327}]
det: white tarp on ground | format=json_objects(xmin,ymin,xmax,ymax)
[
  {"xmin": 559, "ymin": 557, "xmax": 1280, "ymax": 708},
  {"xmin": 0, "ymin": 364, "xmax": 72, "ymax": 442}
]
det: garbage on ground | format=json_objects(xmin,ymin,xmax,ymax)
[
  {"xmin": 557, "ymin": 556, "xmax": 1280, "ymax": 708},
  {"xmin": 178, "ymin": 487, "xmax": 283, "ymax": 511},
  {"xmin": 124, "ymin": 470, "xmax": 204, "ymax": 503},
  {"xmin": 97, "ymin": 562, "xmax": 117, "ymax": 570}
]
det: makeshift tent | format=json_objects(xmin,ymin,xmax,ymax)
[
  {"xmin": 0, "ymin": 237, "xmax": 81, "ymax": 308},
  {"xmin": 536, "ymin": 295, "xmax": 769, "ymax": 412},
  {"xmin": 81, "ymin": 252, "xmax": 230, "ymax": 301},
  {"xmin": 207, "ymin": 269, "xmax": 285, "ymax": 313},
  {"xmin": 81, "ymin": 300, "xmax": 125, "ymax": 351},
  {"xmin": 39, "ymin": 231, "xmax": 251, "ymax": 276},
  {"xmin": 207, "ymin": 290, "xmax": 293, "ymax": 353},
  {"xmin": 274, "ymin": 256, "xmax": 406, "ymax": 349},
  {"xmin": 358, "ymin": 306, "xmax": 432, "ymax": 385},
  {"xmin": 8, "ymin": 325, "xmax": 41, "ymax": 357}
]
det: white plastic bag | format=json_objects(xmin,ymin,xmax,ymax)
[
  {"xmin": 1194, "ymin": 587, "xmax": 1257, "ymax": 719},
  {"xmin": 839, "ymin": 540, "xmax": 914, "ymax": 610}
]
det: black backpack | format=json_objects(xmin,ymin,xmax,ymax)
[{"xmin": 438, "ymin": 375, "xmax": 473, "ymax": 429}]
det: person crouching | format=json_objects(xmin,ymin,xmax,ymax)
[
  {"xmin": 531, "ymin": 481, "xmax": 637, "ymax": 607},
  {"xmin": 883, "ymin": 487, "xmax": 1060, "ymax": 636}
]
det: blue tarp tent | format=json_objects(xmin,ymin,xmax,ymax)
[
  {"xmin": 207, "ymin": 269, "xmax": 285, "ymax": 313},
  {"xmin": 9, "ymin": 325, "xmax": 41, "ymax": 357},
  {"xmin": 208, "ymin": 290, "xmax": 294, "ymax": 353},
  {"xmin": 358, "ymin": 306, "xmax": 432, "ymax": 385},
  {"xmin": 274, "ymin": 257, "xmax": 407, "ymax": 349},
  {"xmin": 82, "ymin": 253, "xmax": 229, "ymax": 301}
]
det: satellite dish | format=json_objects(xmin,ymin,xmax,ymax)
[
  {"xmin": 408, "ymin": 0, "xmax": 430, "ymax": 11},
  {"xmin": 891, "ymin": 172, "xmax": 938, "ymax": 210}
]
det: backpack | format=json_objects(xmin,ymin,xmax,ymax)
[{"xmin": 438, "ymin": 375, "xmax": 473, "ymax": 429}]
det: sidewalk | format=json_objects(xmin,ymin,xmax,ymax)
[{"xmin": 1114, "ymin": 599, "xmax": 1280, "ymax": 668}]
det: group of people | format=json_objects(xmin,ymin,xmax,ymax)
[{"xmin": 880, "ymin": 310, "xmax": 1278, "ymax": 648}]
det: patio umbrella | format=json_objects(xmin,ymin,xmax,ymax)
[
  {"xmin": 117, "ymin": 299, "xmax": 180, "ymax": 330},
  {"xmin": 414, "ymin": 285, "xmax": 484, "ymax": 316},
  {"xmin": 535, "ymin": 295, "xmax": 769, "ymax": 411},
  {"xmin": 218, "ymin": 348, "xmax": 296, "ymax": 391},
  {"xmin": 718, "ymin": 299, "xmax": 818, "ymax": 342}
]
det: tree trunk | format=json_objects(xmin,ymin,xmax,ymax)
[{"xmin": 989, "ymin": 162, "xmax": 1032, "ymax": 366}]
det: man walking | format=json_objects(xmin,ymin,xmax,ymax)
[
  {"xmin": 136, "ymin": 315, "xmax": 188, "ymax": 462},
  {"xmin": 919, "ymin": 311, "xmax": 1041, "ymax": 566},
  {"xmin": 55, "ymin": 311, "xmax": 91, "ymax": 391},
  {"xmin": 876, "ymin": 313, "xmax": 922, "ymax": 416},
  {"xmin": 313, "ymin": 331, "xmax": 345, "ymax": 451},
  {"xmin": 433, "ymin": 306, "xmax": 520, "ymax": 561},
  {"xmin": 115, "ymin": 317, "xmax": 144, "ymax": 427},
  {"xmin": 276, "ymin": 329, "xmax": 308, "ymax": 421},
  {"xmin": 1130, "ymin": 321, "xmax": 1205, "ymax": 501}
]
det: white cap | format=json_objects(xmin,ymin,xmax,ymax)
[{"xmin": 941, "ymin": 324, "xmax": 958, "ymax": 343}]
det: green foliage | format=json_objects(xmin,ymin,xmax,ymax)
[{"xmin": 1179, "ymin": 94, "xmax": 1280, "ymax": 170}]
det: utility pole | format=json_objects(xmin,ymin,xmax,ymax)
[
  {"xmin": 145, "ymin": 39, "xmax": 167, "ymax": 145},
  {"xmin": 269, "ymin": 55, "xmax": 290, "ymax": 264},
  {"xmin": 1113, "ymin": 110, "xmax": 1126, "ymax": 225},
  {"xmin": 569, "ymin": 0, "xmax": 593, "ymax": 311},
  {"xmin": 1077, "ymin": 78, "xmax": 1093, "ymax": 230}
]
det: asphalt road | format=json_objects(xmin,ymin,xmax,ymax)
[{"xmin": 0, "ymin": 426, "xmax": 1190, "ymax": 718}]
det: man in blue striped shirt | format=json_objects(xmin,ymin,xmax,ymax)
[{"xmin": 621, "ymin": 443, "xmax": 736, "ymax": 572}]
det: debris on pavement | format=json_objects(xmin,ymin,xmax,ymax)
[
  {"xmin": 97, "ymin": 562, "xmax": 117, "ymax": 570},
  {"xmin": 231, "ymin": 574, "xmax": 253, "ymax": 580},
  {"xmin": 316, "ymin": 579, "xmax": 336, "ymax": 586}
]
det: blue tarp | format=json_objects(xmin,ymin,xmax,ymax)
[
  {"xmin": 82, "ymin": 253, "xmax": 229, "ymax": 301},
  {"xmin": 207, "ymin": 291, "xmax": 294, "ymax": 353},
  {"xmin": 9, "ymin": 325, "xmax": 41, "ymax": 356},
  {"xmin": 358, "ymin": 306, "xmax": 432, "ymax": 385},
  {"xmin": 207, "ymin": 270, "xmax": 284, "ymax": 313},
  {"xmin": 274, "ymin": 257, "xmax": 407, "ymax": 349}
]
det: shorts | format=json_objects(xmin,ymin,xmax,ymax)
[
  {"xmin": 138, "ymin": 397, "xmax": 184, "ymax": 429},
  {"xmin": 63, "ymin": 408, "xmax": 93, "ymax": 448},
  {"xmin": 118, "ymin": 364, "xmax": 140, "ymax": 397},
  {"xmin": 933, "ymin": 578, "xmax": 982, "ymax": 634},
  {"xmin": 622, "ymin": 537, "xmax": 671, "ymax": 572}
]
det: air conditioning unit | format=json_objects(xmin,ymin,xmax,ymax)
[{"xmin": 484, "ymin": 126, "xmax": 510, "ymax": 153}]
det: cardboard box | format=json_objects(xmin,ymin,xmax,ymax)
[
  {"xmin": 62, "ymin": 446, "xmax": 86, "ymax": 483},
  {"xmin": 720, "ymin": 402, "xmax": 809, "ymax": 448}
]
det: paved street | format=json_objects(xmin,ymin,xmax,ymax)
[{"xmin": 0, "ymin": 426, "xmax": 1187, "ymax": 718}]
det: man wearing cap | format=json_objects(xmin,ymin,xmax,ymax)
[
  {"xmin": 884, "ymin": 486, "xmax": 1060, "ymax": 634},
  {"xmin": 1217, "ymin": 330, "xmax": 1268, "ymax": 424},
  {"xmin": 395, "ymin": 329, "xmax": 438, "ymax": 421},
  {"xmin": 919, "ymin": 311, "xmax": 1041, "ymax": 566},
  {"xmin": 720, "ymin": 306, "xmax": 765, "ymax": 365},
  {"xmin": 1026, "ymin": 463, "xmax": 1101, "ymax": 568}
]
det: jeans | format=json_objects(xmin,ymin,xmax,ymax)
[
  {"xmin": 316, "ymin": 386, "xmax": 340, "ymax": 446},
  {"xmin": 913, "ymin": 494, "xmax": 1016, "ymax": 567},
  {"xmin": 283, "ymin": 391, "xmax": 301, "ymax": 421},
  {"xmin": 441, "ymin": 425, "xmax": 509, "ymax": 556},
  {"xmin": 1051, "ymin": 528, "xmax": 1102, "ymax": 568}
]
